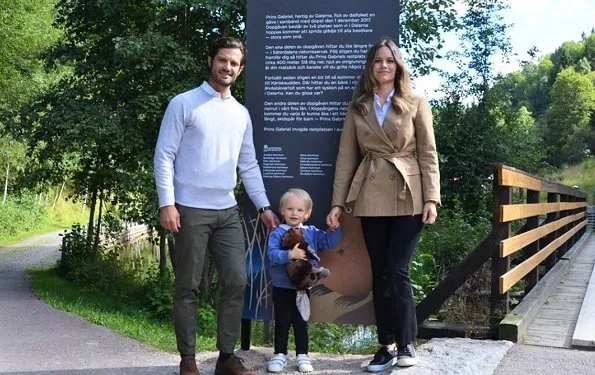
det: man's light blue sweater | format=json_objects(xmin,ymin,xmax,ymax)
[{"xmin": 154, "ymin": 82, "xmax": 269, "ymax": 210}]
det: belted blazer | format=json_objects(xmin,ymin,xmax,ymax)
[{"xmin": 331, "ymin": 94, "xmax": 441, "ymax": 217}]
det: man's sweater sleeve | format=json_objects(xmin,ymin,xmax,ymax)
[
  {"xmin": 154, "ymin": 96, "xmax": 185, "ymax": 208},
  {"xmin": 237, "ymin": 112, "xmax": 270, "ymax": 210}
]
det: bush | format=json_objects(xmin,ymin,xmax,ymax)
[
  {"xmin": 58, "ymin": 224, "xmax": 141, "ymax": 300},
  {"xmin": 143, "ymin": 263, "xmax": 174, "ymax": 320},
  {"xmin": 0, "ymin": 193, "xmax": 47, "ymax": 238},
  {"xmin": 412, "ymin": 200, "xmax": 491, "ymax": 302}
]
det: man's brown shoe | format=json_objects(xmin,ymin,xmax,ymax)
[
  {"xmin": 180, "ymin": 355, "xmax": 199, "ymax": 375},
  {"xmin": 215, "ymin": 354, "xmax": 256, "ymax": 375}
]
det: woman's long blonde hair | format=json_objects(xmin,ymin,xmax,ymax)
[{"xmin": 352, "ymin": 39, "xmax": 412, "ymax": 116}]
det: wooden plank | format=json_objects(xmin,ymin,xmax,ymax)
[
  {"xmin": 498, "ymin": 165, "xmax": 586, "ymax": 198},
  {"xmin": 498, "ymin": 232, "xmax": 591, "ymax": 343},
  {"xmin": 501, "ymin": 202, "xmax": 587, "ymax": 222},
  {"xmin": 571, "ymin": 237, "xmax": 595, "ymax": 347},
  {"xmin": 501, "ymin": 212, "xmax": 586, "ymax": 257},
  {"xmin": 521, "ymin": 233, "xmax": 593, "ymax": 348},
  {"xmin": 500, "ymin": 220, "xmax": 587, "ymax": 293},
  {"xmin": 541, "ymin": 180, "xmax": 586, "ymax": 199},
  {"xmin": 499, "ymin": 168, "xmax": 542, "ymax": 191}
]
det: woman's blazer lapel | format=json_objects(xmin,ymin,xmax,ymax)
[{"xmin": 360, "ymin": 99, "xmax": 393, "ymax": 149}]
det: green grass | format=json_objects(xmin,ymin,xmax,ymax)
[
  {"xmin": 29, "ymin": 267, "xmax": 216, "ymax": 353},
  {"xmin": 548, "ymin": 158, "xmax": 595, "ymax": 204},
  {"xmin": 30, "ymin": 266, "xmax": 381, "ymax": 355},
  {"xmin": 0, "ymin": 192, "xmax": 88, "ymax": 247}
]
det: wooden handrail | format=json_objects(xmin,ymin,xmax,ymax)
[
  {"xmin": 500, "ymin": 202, "xmax": 586, "ymax": 222},
  {"xmin": 498, "ymin": 165, "xmax": 586, "ymax": 198},
  {"xmin": 499, "ymin": 220, "xmax": 587, "ymax": 293},
  {"xmin": 415, "ymin": 164, "xmax": 588, "ymax": 336},
  {"xmin": 500, "ymin": 212, "xmax": 586, "ymax": 257}
]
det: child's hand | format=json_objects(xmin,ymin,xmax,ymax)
[{"xmin": 289, "ymin": 243, "xmax": 307, "ymax": 260}]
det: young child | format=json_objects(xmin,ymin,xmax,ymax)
[{"xmin": 266, "ymin": 188, "xmax": 342, "ymax": 373}]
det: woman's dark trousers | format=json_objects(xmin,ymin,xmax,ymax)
[{"xmin": 361, "ymin": 215, "xmax": 424, "ymax": 346}]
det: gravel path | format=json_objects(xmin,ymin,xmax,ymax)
[
  {"xmin": 493, "ymin": 344, "xmax": 595, "ymax": 375},
  {"xmin": 0, "ymin": 232, "xmax": 179, "ymax": 374}
]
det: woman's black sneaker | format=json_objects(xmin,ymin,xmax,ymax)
[
  {"xmin": 396, "ymin": 344, "xmax": 418, "ymax": 367},
  {"xmin": 366, "ymin": 347, "xmax": 396, "ymax": 372}
]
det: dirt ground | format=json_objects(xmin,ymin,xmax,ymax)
[{"xmin": 193, "ymin": 338, "xmax": 513, "ymax": 375}]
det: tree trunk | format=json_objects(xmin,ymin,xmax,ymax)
[
  {"xmin": 167, "ymin": 234, "xmax": 176, "ymax": 273},
  {"xmin": 82, "ymin": 190, "xmax": 87, "ymax": 213},
  {"xmin": 93, "ymin": 190, "xmax": 104, "ymax": 254},
  {"xmin": 52, "ymin": 178, "xmax": 66, "ymax": 209},
  {"xmin": 158, "ymin": 228, "xmax": 167, "ymax": 275},
  {"xmin": 86, "ymin": 187, "xmax": 98, "ymax": 245},
  {"xmin": 2, "ymin": 161, "xmax": 8, "ymax": 205}
]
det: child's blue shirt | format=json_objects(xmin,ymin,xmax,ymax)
[{"xmin": 266, "ymin": 224, "xmax": 342, "ymax": 289}]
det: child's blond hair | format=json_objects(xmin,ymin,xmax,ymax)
[{"xmin": 279, "ymin": 188, "xmax": 313, "ymax": 212}]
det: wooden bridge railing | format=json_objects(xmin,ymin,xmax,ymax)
[{"xmin": 417, "ymin": 164, "xmax": 588, "ymax": 335}]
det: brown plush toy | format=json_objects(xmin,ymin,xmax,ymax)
[{"xmin": 280, "ymin": 228, "xmax": 330, "ymax": 290}]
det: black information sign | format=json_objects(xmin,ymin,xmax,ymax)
[{"xmin": 246, "ymin": 0, "xmax": 399, "ymax": 228}]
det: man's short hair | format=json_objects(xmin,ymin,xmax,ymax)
[{"xmin": 208, "ymin": 37, "xmax": 245, "ymax": 62}]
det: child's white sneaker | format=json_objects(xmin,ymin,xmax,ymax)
[
  {"xmin": 267, "ymin": 353, "xmax": 287, "ymax": 373},
  {"xmin": 297, "ymin": 354, "xmax": 313, "ymax": 372}
]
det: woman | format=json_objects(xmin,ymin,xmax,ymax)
[{"xmin": 326, "ymin": 39, "xmax": 440, "ymax": 371}]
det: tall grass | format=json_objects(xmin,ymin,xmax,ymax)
[{"xmin": 549, "ymin": 158, "xmax": 595, "ymax": 204}]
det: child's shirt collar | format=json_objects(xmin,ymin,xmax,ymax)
[{"xmin": 279, "ymin": 223, "xmax": 306, "ymax": 230}]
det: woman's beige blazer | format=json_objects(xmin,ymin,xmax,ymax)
[{"xmin": 332, "ymin": 94, "xmax": 441, "ymax": 216}]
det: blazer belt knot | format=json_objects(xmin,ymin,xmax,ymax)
[{"xmin": 346, "ymin": 151, "xmax": 416, "ymax": 204}]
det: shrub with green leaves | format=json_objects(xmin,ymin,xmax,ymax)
[
  {"xmin": 412, "ymin": 199, "xmax": 492, "ymax": 301},
  {"xmin": 0, "ymin": 193, "xmax": 47, "ymax": 238}
]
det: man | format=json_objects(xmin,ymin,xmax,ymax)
[{"xmin": 154, "ymin": 37, "xmax": 279, "ymax": 375}]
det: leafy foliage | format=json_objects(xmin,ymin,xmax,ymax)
[
  {"xmin": 543, "ymin": 67, "xmax": 595, "ymax": 166},
  {"xmin": 0, "ymin": 193, "xmax": 47, "ymax": 237},
  {"xmin": 0, "ymin": 0, "xmax": 61, "ymax": 111}
]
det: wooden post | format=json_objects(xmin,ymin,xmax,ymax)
[
  {"xmin": 543, "ymin": 193, "xmax": 559, "ymax": 271},
  {"xmin": 569, "ymin": 195, "xmax": 577, "ymax": 246},
  {"xmin": 524, "ymin": 189, "xmax": 540, "ymax": 293},
  {"xmin": 491, "ymin": 167, "xmax": 511, "ymax": 326},
  {"xmin": 240, "ymin": 319, "xmax": 251, "ymax": 350},
  {"xmin": 559, "ymin": 194, "xmax": 570, "ymax": 256}
]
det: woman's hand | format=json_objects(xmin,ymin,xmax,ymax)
[
  {"xmin": 326, "ymin": 206, "xmax": 343, "ymax": 230},
  {"xmin": 422, "ymin": 201, "xmax": 438, "ymax": 224}
]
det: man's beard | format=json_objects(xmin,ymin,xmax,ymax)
[{"xmin": 210, "ymin": 70, "xmax": 235, "ymax": 88}]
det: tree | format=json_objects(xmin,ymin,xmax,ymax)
[
  {"xmin": 400, "ymin": 0, "xmax": 458, "ymax": 75},
  {"xmin": 0, "ymin": 130, "xmax": 27, "ymax": 204},
  {"xmin": 0, "ymin": 0, "xmax": 61, "ymax": 112},
  {"xmin": 432, "ymin": 0, "xmax": 512, "ymax": 213},
  {"xmin": 584, "ymin": 32, "xmax": 595, "ymax": 71},
  {"xmin": 549, "ymin": 41, "xmax": 585, "ymax": 84},
  {"xmin": 451, "ymin": 0, "xmax": 512, "ymax": 96},
  {"xmin": 521, "ymin": 57, "xmax": 554, "ymax": 121},
  {"xmin": 544, "ymin": 67, "xmax": 595, "ymax": 166}
]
